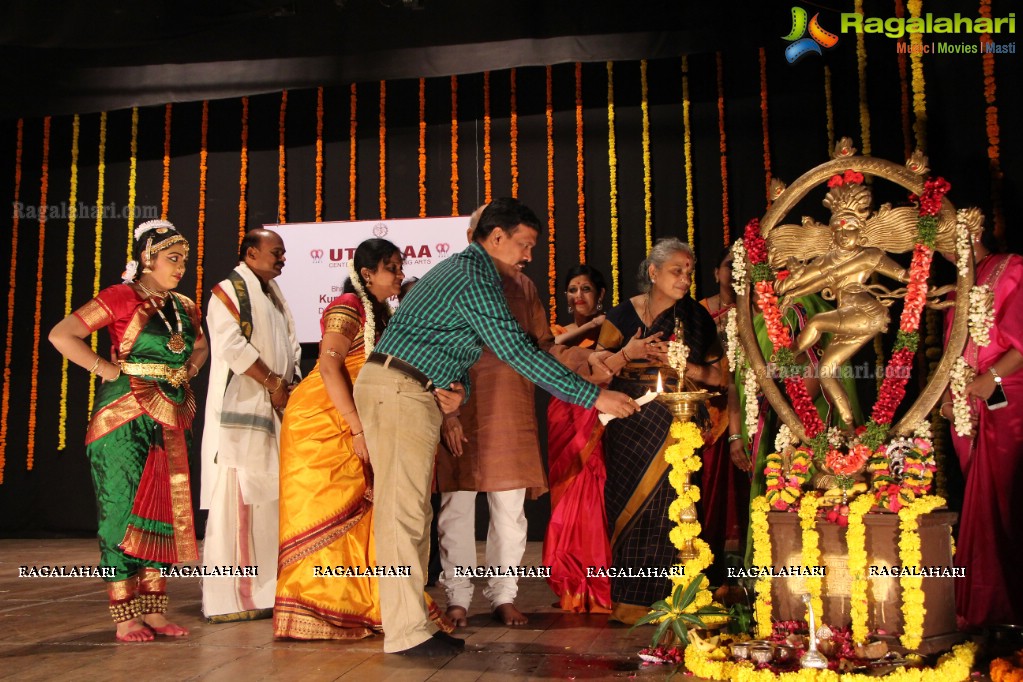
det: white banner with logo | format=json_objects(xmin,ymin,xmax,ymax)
[{"xmin": 268, "ymin": 217, "xmax": 470, "ymax": 343}]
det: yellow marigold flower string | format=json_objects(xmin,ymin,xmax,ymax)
[
  {"xmin": 126, "ymin": 107, "xmax": 138, "ymax": 259},
  {"xmin": 161, "ymin": 104, "xmax": 172, "ymax": 219},
  {"xmin": 315, "ymin": 87, "xmax": 324, "ymax": 222},
  {"xmin": 196, "ymin": 101, "xmax": 209, "ymax": 303},
  {"xmin": 546, "ymin": 65, "xmax": 557, "ymax": 324},
  {"xmin": 715, "ymin": 52, "xmax": 730, "ymax": 237},
  {"xmin": 278, "ymin": 90, "xmax": 288, "ymax": 224},
  {"xmin": 607, "ymin": 61, "xmax": 619, "ymax": 306},
  {"xmin": 750, "ymin": 495, "xmax": 774, "ymax": 638},
  {"xmin": 483, "ymin": 70, "xmax": 492, "ymax": 205},
  {"xmin": 575, "ymin": 62, "xmax": 586, "ymax": 263},
  {"xmin": 238, "ymin": 97, "xmax": 249, "ymax": 241},
  {"xmin": 349, "ymin": 84, "xmax": 357, "ymax": 220},
  {"xmin": 907, "ymin": 0, "xmax": 927, "ymax": 151},
  {"xmin": 379, "ymin": 81, "xmax": 387, "ymax": 219},
  {"xmin": 640, "ymin": 59, "xmax": 652, "ymax": 255},
  {"xmin": 853, "ymin": 0, "xmax": 871, "ymax": 157},
  {"xmin": 450, "ymin": 75, "xmax": 459, "ymax": 216},
  {"xmin": 0, "ymin": 119, "xmax": 24, "ymax": 483},
  {"xmin": 58, "ymin": 114, "xmax": 81, "ymax": 451},
  {"xmin": 27, "ymin": 116, "xmax": 52, "ymax": 470},
  {"xmin": 681, "ymin": 57, "xmax": 698, "ymax": 251},
  {"xmin": 418, "ymin": 78, "xmax": 427, "ymax": 217},
  {"xmin": 510, "ymin": 68, "xmax": 519, "ymax": 198},
  {"xmin": 88, "ymin": 113, "xmax": 108, "ymax": 417},
  {"xmin": 899, "ymin": 495, "xmax": 945, "ymax": 650},
  {"xmin": 798, "ymin": 492, "xmax": 824, "ymax": 622},
  {"xmin": 846, "ymin": 493, "xmax": 875, "ymax": 643}
]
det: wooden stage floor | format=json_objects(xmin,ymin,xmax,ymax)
[{"xmin": 0, "ymin": 539, "xmax": 684, "ymax": 681}]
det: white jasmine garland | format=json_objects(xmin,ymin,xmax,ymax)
[
  {"xmin": 731, "ymin": 239, "xmax": 749, "ymax": 298},
  {"xmin": 827, "ymin": 426, "xmax": 844, "ymax": 449},
  {"xmin": 725, "ymin": 307, "xmax": 742, "ymax": 373},
  {"xmin": 348, "ymin": 259, "xmax": 377, "ymax": 357},
  {"xmin": 121, "ymin": 260, "xmax": 139, "ymax": 283},
  {"xmin": 949, "ymin": 356, "xmax": 974, "ymax": 437},
  {"xmin": 968, "ymin": 284, "xmax": 994, "ymax": 347},
  {"xmin": 954, "ymin": 209, "xmax": 972, "ymax": 278},
  {"xmin": 913, "ymin": 419, "xmax": 932, "ymax": 440},
  {"xmin": 743, "ymin": 362, "xmax": 759, "ymax": 439},
  {"xmin": 135, "ymin": 219, "xmax": 175, "ymax": 241},
  {"xmin": 667, "ymin": 336, "xmax": 689, "ymax": 381},
  {"xmin": 775, "ymin": 423, "xmax": 796, "ymax": 454}
]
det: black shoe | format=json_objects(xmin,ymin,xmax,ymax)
[
  {"xmin": 395, "ymin": 637, "xmax": 460, "ymax": 656},
  {"xmin": 432, "ymin": 630, "xmax": 465, "ymax": 648}
]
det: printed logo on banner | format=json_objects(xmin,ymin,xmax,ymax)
[
  {"xmin": 310, "ymin": 249, "xmax": 324, "ymax": 263},
  {"xmin": 783, "ymin": 6, "xmax": 839, "ymax": 64},
  {"xmin": 373, "ymin": 222, "xmax": 389, "ymax": 237}
]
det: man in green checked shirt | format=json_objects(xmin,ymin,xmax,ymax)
[{"xmin": 353, "ymin": 197, "xmax": 640, "ymax": 656}]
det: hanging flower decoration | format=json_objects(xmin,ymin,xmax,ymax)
[
  {"xmin": 979, "ymin": 0, "xmax": 1005, "ymax": 242},
  {"xmin": 348, "ymin": 259, "xmax": 379, "ymax": 357},
  {"xmin": 681, "ymin": 57, "xmax": 698, "ymax": 251},
  {"xmin": 749, "ymin": 495, "xmax": 773, "ymax": 638},
  {"xmin": 774, "ymin": 423, "xmax": 795, "ymax": 454},
  {"xmin": 27, "ymin": 116, "xmax": 52, "ymax": 470},
  {"xmin": 954, "ymin": 209, "xmax": 972, "ymax": 277},
  {"xmin": 239, "ymin": 97, "xmax": 249, "ymax": 240},
  {"xmin": 968, "ymin": 285, "xmax": 994, "ymax": 347},
  {"xmin": 278, "ymin": 89, "xmax": 288, "ymax": 224},
  {"xmin": 640, "ymin": 59, "xmax": 653, "ymax": 254},
  {"xmin": 575, "ymin": 62, "xmax": 586, "ymax": 262},
  {"xmin": 450, "ymin": 75, "xmax": 459, "ymax": 216},
  {"xmin": 798, "ymin": 493, "xmax": 824, "ymax": 623},
  {"xmin": 88, "ymin": 112, "xmax": 108, "ymax": 417},
  {"xmin": 899, "ymin": 495, "xmax": 946, "ymax": 650},
  {"xmin": 907, "ymin": 0, "xmax": 927, "ymax": 151},
  {"xmin": 730, "ymin": 239, "xmax": 748, "ymax": 298},
  {"xmin": 418, "ymin": 78, "xmax": 427, "ymax": 217},
  {"xmin": 484, "ymin": 70, "xmax": 493, "ymax": 205},
  {"xmin": 743, "ymin": 363, "xmax": 759, "ymax": 439},
  {"xmin": 894, "ymin": 0, "xmax": 913, "ymax": 159},
  {"xmin": 546, "ymin": 65, "xmax": 557, "ymax": 325},
  {"xmin": 0, "ymin": 119, "xmax": 24, "ymax": 484},
  {"xmin": 758, "ymin": 48, "xmax": 773, "ymax": 205},
  {"xmin": 58, "ymin": 114, "xmax": 81, "ymax": 451},
  {"xmin": 127, "ymin": 107, "xmax": 139, "ymax": 258},
  {"xmin": 823, "ymin": 64, "xmax": 835, "ymax": 154},
  {"xmin": 349, "ymin": 83, "xmax": 358, "ymax": 220},
  {"xmin": 607, "ymin": 61, "xmax": 620, "ymax": 307},
  {"xmin": 715, "ymin": 52, "xmax": 730, "ymax": 235},
  {"xmin": 196, "ymin": 100, "xmax": 208, "ymax": 303},
  {"xmin": 725, "ymin": 307, "xmax": 741, "ymax": 373},
  {"xmin": 379, "ymin": 81, "xmax": 387, "ymax": 219},
  {"xmin": 510, "ymin": 68, "xmax": 519, "ymax": 198},
  {"xmin": 846, "ymin": 492, "xmax": 876, "ymax": 643},
  {"xmin": 853, "ymin": 0, "xmax": 871, "ymax": 157},
  {"xmin": 948, "ymin": 357, "xmax": 974, "ymax": 437},
  {"xmin": 315, "ymin": 87, "xmax": 324, "ymax": 222},
  {"xmin": 161, "ymin": 103, "xmax": 172, "ymax": 219},
  {"xmin": 764, "ymin": 447, "xmax": 811, "ymax": 510}
]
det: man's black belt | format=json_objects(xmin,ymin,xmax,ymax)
[{"xmin": 366, "ymin": 352, "xmax": 435, "ymax": 391}]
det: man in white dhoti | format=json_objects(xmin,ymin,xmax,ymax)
[{"xmin": 200, "ymin": 229, "xmax": 302, "ymax": 622}]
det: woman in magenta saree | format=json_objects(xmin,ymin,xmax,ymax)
[{"xmin": 942, "ymin": 233, "xmax": 1023, "ymax": 628}]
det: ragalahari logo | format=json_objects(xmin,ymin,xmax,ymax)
[{"xmin": 783, "ymin": 6, "xmax": 839, "ymax": 63}]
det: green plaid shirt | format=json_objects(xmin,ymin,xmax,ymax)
[{"xmin": 375, "ymin": 242, "xmax": 599, "ymax": 408}]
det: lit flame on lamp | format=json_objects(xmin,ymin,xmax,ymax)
[{"xmin": 656, "ymin": 371, "xmax": 663, "ymax": 394}]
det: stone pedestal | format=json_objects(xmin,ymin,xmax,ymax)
[{"xmin": 766, "ymin": 510, "xmax": 959, "ymax": 650}]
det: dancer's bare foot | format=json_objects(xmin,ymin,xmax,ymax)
[
  {"xmin": 493, "ymin": 603, "xmax": 528, "ymax": 626},
  {"xmin": 446, "ymin": 605, "xmax": 469, "ymax": 628},
  {"xmin": 115, "ymin": 618, "xmax": 155, "ymax": 642},
  {"xmin": 142, "ymin": 613, "xmax": 189, "ymax": 636}
]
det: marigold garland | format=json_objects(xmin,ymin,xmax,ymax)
[
  {"xmin": 349, "ymin": 84, "xmax": 357, "ymax": 220},
  {"xmin": 315, "ymin": 87, "xmax": 324, "ymax": 222},
  {"xmin": 898, "ymin": 495, "xmax": 946, "ymax": 650},
  {"xmin": 894, "ymin": 0, "xmax": 913, "ymax": 160},
  {"xmin": 378, "ymin": 81, "xmax": 387, "ymax": 220},
  {"xmin": 716, "ymin": 52, "xmax": 730, "ymax": 236},
  {"xmin": 196, "ymin": 100, "xmax": 209, "ymax": 303},
  {"xmin": 798, "ymin": 492, "xmax": 824, "ymax": 621},
  {"xmin": 126, "ymin": 107, "xmax": 139, "ymax": 258},
  {"xmin": 239, "ymin": 97, "xmax": 249, "ymax": 240},
  {"xmin": 764, "ymin": 448, "xmax": 811, "ymax": 510},
  {"xmin": 990, "ymin": 650, "xmax": 1023, "ymax": 682},
  {"xmin": 88, "ymin": 112, "xmax": 108, "ymax": 416},
  {"xmin": 758, "ymin": 48, "xmax": 773, "ymax": 206},
  {"xmin": 846, "ymin": 492, "xmax": 876, "ymax": 643},
  {"xmin": 58, "ymin": 114, "xmax": 81, "ymax": 451},
  {"xmin": 640, "ymin": 59, "xmax": 653, "ymax": 254},
  {"xmin": 853, "ymin": 0, "xmax": 871, "ymax": 157},
  {"xmin": 979, "ymin": 0, "xmax": 1005, "ymax": 243},
  {"xmin": 607, "ymin": 61, "xmax": 620, "ymax": 306},
  {"xmin": 0, "ymin": 119, "xmax": 24, "ymax": 483},
  {"xmin": 681, "ymin": 57, "xmax": 698, "ymax": 250},
  {"xmin": 823, "ymin": 64, "xmax": 835, "ymax": 154},
  {"xmin": 483, "ymin": 70, "xmax": 493, "ymax": 205},
  {"xmin": 161, "ymin": 103, "xmax": 172, "ymax": 219},
  {"xmin": 545, "ymin": 65, "xmax": 557, "ymax": 324},
  {"xmin": 278, "ymin": 89, "xmax": 288, "ymax": 224},
  {"xmin": 27, "ymin": 116, "xmax": 52, "ymax": 470},
  {"xmin": 749, "ymin": 496, "xmax": 773, "ymax": 638},
  {"xmin": 450, "ymin": 75, "xmax": 459, "ymax": 216},
  {"xmin": 510, "ymin": 68, "xmax": 519, "ymax": 199},
  {"xmin": 907, "ymin": 0, "xmax": 927, "ymax": 151},
  {"xmin": 574, "ymin": 62, "xmax": 586, "ymax": 262},
  {"xmin": 418, "ymin": 78, "xmax": 427, "ymax": 217}
]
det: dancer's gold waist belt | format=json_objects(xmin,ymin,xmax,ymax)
[{"xmin": 119, "ymin": 361, "xmax": 189, "ymax": 388}]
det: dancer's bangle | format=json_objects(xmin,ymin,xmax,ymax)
[
  {"xmin": 88, "ymin": 357, "xmax": 102, "ymax": 374},
  {"xmin": 939, "ymin": 401, "xmax": 954, "ymax": 418},
  {"xmin": 352, "ymin": 431, "xmax": 364, "ymax": 438}
]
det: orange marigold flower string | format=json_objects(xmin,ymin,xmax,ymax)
[
  {"xmin": 483, "ymin": 71, "xmax": 493, "ymax": 205},
  {"xmin": 379, "ymin": 81, "xmax": 387, "ymax": 219},
  {"xmin": 450, "ymin": 75, "xmax": 459, "ymax": 216},
  {"xmin": 126, "ymin": 107, "xmax": 139, "ymax": 259},
  {"xmin": 349, "ymin": 83, "xmax": 358, "ymax": 220},
  {"xmin": 823, "ymin": 64, "xmax": 835, "ymax": 154},
  {"xmin": 196, "ymin": 101, "xmax": 209, "ymax": 303},
  {"xmin": 894, "ymin": 0, "xmax": 913, "ymax": 159},
  {"xmin": 88, "ymin": 113, "xmax": 108, "ymax": 417},
  {"xmin": 278, "ymin": 90, "xmax": 288, "ymax": 224},
  {"xmin": 640, "ymin": 59, "xmax": 653, "ymax": 255},
  {"xmin": 0, "ymin": 119, "xmax": 24, "ymax": 483},
  {"xmin": 758, "ymin": 48, "xmax": 772, "ymax": 206},
  {"xmin": 575, "ymin": 62, "xmax": 586, "ymax": 263},
  {"xmin": 979, "ymin": 0, "xmax": 1005, "ymax": 242},
  {"xmin": 58, "ymin": 114, "xmax": 81, "ymax": 450},
  {"xmin": 510, "ymin": 68, "xmax": 519, "ymax": 199},
  {"xmin": 607, "ymin": 61, "xmax": 620, "ymax": 306},
  {"xmin": 546, "ymin": 65, "xmax": 557, "ymax": 325},
  {"xmin": 27, "ymin": 116, "xmax": 52, "ymax": 470},
  {"xmin": 315, "ymin": 87, "xmax": 324, "ymax": 222},
  {"xmin": 716, "ymin": 52, "xmax": 730, "ymax": 238},
  {"xmin": 418, "ymin": 78, "xmax": 427, "ymax": 217},
  {"xmin": 239, "ymin": 97, "xmax": 249, "ymax": 242},
  {"xmin": 161, "ymin": 104, "xmax": 172, "ymax": 219}
]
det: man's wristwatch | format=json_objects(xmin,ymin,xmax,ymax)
[{"xmin": 990, "ymin": 366, "xmax": 1003, "ymax": 384}]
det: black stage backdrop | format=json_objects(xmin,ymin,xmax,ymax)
[{"xmin": 0, "ymin": 0, "xmax": 1019, "ymax": 538}]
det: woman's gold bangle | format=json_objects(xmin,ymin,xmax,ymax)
[{"xmin": 88, "ymin": 357, "xmax": 102, "ymax": 374}]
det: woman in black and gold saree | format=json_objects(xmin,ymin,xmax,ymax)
[{"xmin": 597, "ymin": 238, "xmax": 723, "ymax": 624}]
